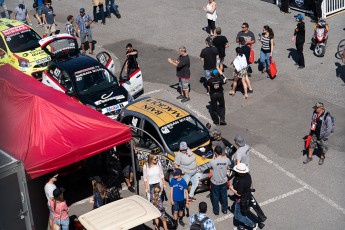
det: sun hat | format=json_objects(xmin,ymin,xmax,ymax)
[{"xmin": 233, "ymin": 163, "xmax": 249, "ymax": 173}]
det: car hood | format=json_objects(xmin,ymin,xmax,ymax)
[
  {"xmin": 19, "ymin": 48, "xmax": 51, "ymax": 64},
  {"xmin": 77, "ymin": 86, "xmax": 129, "ymax": 109}
]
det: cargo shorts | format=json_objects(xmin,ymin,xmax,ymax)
[
  {"xmin": 309, "ymin": 134, "xmax": 329, "ymax": 153},
  {"xmin": 178, "ymin": 77, "xmax": 190, "ymax": 90}
]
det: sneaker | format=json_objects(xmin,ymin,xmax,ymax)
[
  {"xmin": 176, "ymin": 95, "xmax": 184, "ymax": 100},
  {"xmin": 222, "ymin": 210, "xmax": 227, "ymax": 214},
  {"xmin": 318, "ymin": 157, "xmax": 325, "ymax": 165},
  {"xmin": 178, "ymin": 219, "xmax": 185, "ymax": 227},
  {"xmin": 258, "ymin": 222, "xmax": 265, "ymax": 229},
  {"xmin": 252, "ymin": 223, "xmax": 259, "ymax": 230},
  {"xmin": 298, "ymin": 66, "xmax": 305, "ymax": 69},
  {"xmin": 115, "ymin": 13, "xmax": 121, "ymax": 18},
  {"xmin": 220, "ymin": 121, "xmax": 227, "ymax": 126},
  {"xmin": 303, "ymin": 157, "xmax": 313, "ymax": 164},
  {"xmin": 181, "ymin": 97, "xmax": 190, "ymax": 103},
  {"xmin": 106, "ymin": 15, "xmax": 111, "ymax": 18},
  {"xmin": 128, "ymin": 186, "xmax": 135, "ymax": 193}
]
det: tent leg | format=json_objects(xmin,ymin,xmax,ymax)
[{"xmin": 130, "ymin": 141, "xmax": 138, "ymax": 195}]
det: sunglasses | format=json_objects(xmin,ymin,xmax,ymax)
[{"xmin": 153, "ymin": 158, "xmax": 158, "ymax": 160}]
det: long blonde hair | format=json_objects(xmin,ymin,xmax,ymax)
[
  {"xmin": 93, "ymin": 182, "xmax": 107, "ymax": 198},
  {"xmin": 147, "ymin": 153, "xmax": 158, "ymax": 168},
  {"xmin": 152, "ymin": 185, "xmax": 161, "ymax": 207}
]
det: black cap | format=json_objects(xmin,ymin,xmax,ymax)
[
  {"xmin": 199, "ymin": 201, "xmax": 207, "ymax": 213},
  {"xmin": 53, "ymin": 188, "xmax": 65, "ymax": 198},
  {"xmin": 89, "ymin": 176, "xmax": 102, "ymax": 183}
]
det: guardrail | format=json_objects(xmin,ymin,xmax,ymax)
[{"xmin": 322, "ymin": 0, "xmax": 345, "ymax": 17}]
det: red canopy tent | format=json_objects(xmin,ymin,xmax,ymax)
[{"xmin": 0, "ymin": 65, "xmax": 132, "ymax": 179}]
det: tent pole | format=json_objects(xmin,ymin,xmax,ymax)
[{"xmin": 130, "ymin": 140, "xmax": 138, "ymax": 195}]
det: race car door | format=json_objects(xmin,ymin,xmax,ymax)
[
  {"xmin": 96, "ymin": 51, "xmax": 115, "ymax": 74},
  {"xmin": 119, "ymin": 58, "xmax": 143, "ymax": 98}
]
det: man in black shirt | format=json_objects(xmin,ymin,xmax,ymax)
[
  {"xmin": 168, "ymin": 46, "xmax": 191, "ymax": 103},
  {"xmin": 125, "ymin": 43, "xmax": 139, "ymax": 75},
  {"xmin": 200, "ymin": 37, "xmax": 219, "ymax": 83},
  {"xmin": 292, "ymin": 14, "xmax": 305, "ymax": 69},
  {"xmin": 207, "ymin": 70, "xmax": 226, "ymax": 126},
  {"xmin": 212, "ymin": 27, "xmax": 229, "ymax": 72}
]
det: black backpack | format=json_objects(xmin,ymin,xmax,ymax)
[{"xmin": 190, "ymin": 214, "xmax": 209, "ymax": 230}]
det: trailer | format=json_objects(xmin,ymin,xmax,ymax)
[{"xmin": 0, "ymin": 149, "xmax": 34, "ymax": 230}]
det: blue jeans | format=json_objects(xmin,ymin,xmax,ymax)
[
  {"xmin": 105, "ymin": 0, "xmax": 119, "ymax": 16},
  {"xmin": 234, "ymin": 199, "xmax": 255, "ymax": 228},
  {"xmin": 182, "ymin": 172, "xmax": 199, "ymax": 197},
  {"xmin": 210, "ymin": 182, "xmax": 228, "ymax": 214},
  {"xmin": 53, "ymin": 217, "xmax": 70, "ymax": 230},
  {"xmin": 259, "ymin": 50, "xmax": 271, "ymax": 70},
  {"xmin": 93, "ymin": 5, "xmax": 105, "ymax": 23}
]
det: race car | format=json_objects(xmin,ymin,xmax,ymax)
[
  {"xmin": 117, "ymin": 97, "xmax": 214, "ymax": 192},
  {"xmin": 39, "ymin": 34, "xmax": 141, "ymax": 119},
  {"xmin": 0, "ymin": 18, "xmax": 51, "ymax": 79}
]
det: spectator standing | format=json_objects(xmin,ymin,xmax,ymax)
[
  {"xmin": 105, "ymin": 0, "xmax": 121, "ymax": 18},
  {"xmin": 200, "ymin": 37, "xmax": 219, "ymax": 82},
  {"xmin": 233, "ymin": 134, "xmax": 250, "ymax": 167},
  {"xmin": 211, "ymin": 129, "xmax": 232, "ymax": 156},
  {"xmin": 168, "ymin": 46, "xmax": 191, "ymax": 103},
  {"xmin": 75, "ymin": 8, "xmax": 94, "ymax": 55},
  {"xmin": 292, "ymin": 14, "xmax": 305, "ymax": 69},
  {"xmin": 174, "ymin": 142, "xmax": 198, "ymax": 201},
  {"xmin": 90, "ymin": 176, "xmax": 107, "ymax": 209},
  {"xmin": 212, "ymin": 27, "xmax": 229, "ymax": 73},
  {"xmin": 313, "ymin": 0, "xmax": 323, "ymax": 20},
  {"xmin": 92, "ymin": 0, "xmax": 105, "ymax": 25},
  {"xmin": 258, "ymin": 25, "xmax": 274, "ymax": 74},
  {"xmin": 125, "ymin": 43, "xmax": 139, "ymax": 76},
  {"xmin": 13, "ymin": 0, "xmax": 32, "ymax": 25},
  {"xmin": 170, "ymin": 168, "xmax": 189, "ymax": 227},
  {"xmin": 236, "ymin": 22, "xmax": 256, "ymax": 47},
  {"xmin": 49, "ymin": 188, "xmax": 70, "ymax": 230},
  {"xmin": 209, "ymin": 146, "xmax": 231, "ymax": 215},
  {"xmin": 303, "ymin": 102, "xmax": 333, "ymax": 165},
  {"xmin": 203, "ymin": 0, "xmax": 217, "ymax": 36},
  {"xmin": 207, "ymin": 69, "xmax": 226, "ymax": 125},
  {"xmin": 189, "ymin": 202, "xmax": 216, "ymax": 230},
  {"xmin": 42, "ymin": 1, "xmax": 55, "ymax": 37},
  {"xmin": 64, "ymin": 15, "xmax": 76, "ymax": 36},
  {"xmin": 33, "ymin": 0, "xmax": 44, "ymax": 26},
  {"xmin": 143, "ymin": 153, "xmax": 166, "ymax": 200},
  {"xmin": 44, "ymin": 174, "xmax": 58, "ymax": 230},
  {"xmin": 0, "ymin": 0, "xmax": 9, "ymax": 19},
  {"xmin": 229, "ymin": 163, "xmax": 258, "ymax": 230},
  {"xmin": 280, "ymin": 0, "xmax": 290, "ymax": 14},
  {"xmin": 230, "ymin": 47, "xmax": 253, "ymax": 99},
  {"xmin": 151, "ymin": 185, "xmax": 168, "ymax": 230}
]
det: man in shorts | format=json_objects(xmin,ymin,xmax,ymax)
[
  {"xmin": 212, "ymin": 27, "xmax": 229, "ymax": 73},
  {"xmin": 42, "ymin": 1, "xmax": 55, "ymax": 37},
  {"xmin": 34, "ymin": 0, "xmax": 44, "ymax": 26},
  {"xmin": 75, "ymin": 8, "xmax": 94, "ymax": 55},
  {"xmin": 168, "ymin": 46, "xmax": 191, "ymax": 102}
]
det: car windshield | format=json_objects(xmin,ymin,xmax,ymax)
[
  {"xmin": 160, "ymin": 116, "xmax": 210, "ymax": 152},
  {"xmin": 43, "ymin": 37, "xmax": 78, "ymax": 58},
  {"xmin": 3, "ymin": 25, "xmax": 41, "ymax": 53},
  {"xmin": 74, "ymin": 65, "xmax": 119, "ymax": 95}
]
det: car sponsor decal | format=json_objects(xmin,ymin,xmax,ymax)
[
  {"xmin": 94, "ymin": 95, "xmax": 125, "ymax": 106},
  {"xmin": 160, "ymin": 116, "xmax": 192, "ymax": 134},
  {"xmin": 102, "ymin": 102, "xmax": 127, "ymax": 113},
  {"xmin": 74, "ymin": 66, "xmax": 102, "ymax": 78},
  {"xmin": 30, "ymin": 49, "xmax": 47, "ymax": 57},
  {"xmin": 35, "ymin": 57, "xmax": 51, "ymax": 65},
  {"xmin": 101, "ymin": 92, "xmax": 113, "ymax": 99},
  {"xmin": 2, "ymin": 24, "xmax": 30, "ymax": 37}
]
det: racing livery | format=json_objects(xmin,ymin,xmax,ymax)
[
  {"xmin": 40, "ymin": 34, "xmax": 133, "ymax": 119},
  {"xmin": 117, "ymin": 97, "xmax": 213, "ymax": 192},
  {"xmin": 0, "ymin": 18, "xmax": 51, "ymax": 79}
]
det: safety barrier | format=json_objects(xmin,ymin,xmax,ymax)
[{"xmin": 322, "ymin": 0, "xmax": 345, "ymax": 17}]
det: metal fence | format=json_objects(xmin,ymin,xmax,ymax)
[{"xmin": 322, "ymin": 0, "xmax": 345, "ymax": 17}]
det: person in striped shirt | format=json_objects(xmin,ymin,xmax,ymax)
[{"xmin": 258, "ymin": 25, "xmax": 274, "ymax": 74}]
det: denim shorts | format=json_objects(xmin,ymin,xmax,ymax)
[
  {"xmin": 36, "ymin": 6, "xmax": 43, "ymax": 15},
  {"xmin": 172, "ymin": 200, "xmax": 185, "ymax": 212},
  {"xmin": 178, "ymin": 77, "xmax": 190, "ymax": 90}
]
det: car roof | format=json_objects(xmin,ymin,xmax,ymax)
[
  {"xmin": 54, "ymin": 55, "xmax": 102, "ymax": 74},
  {"xmin": 124, "ymin": 97, "xmax": 190, "ymax": 127},
  {"xmin": 0, "ymin": 18, "xmax": 24, "ymax": 32}
]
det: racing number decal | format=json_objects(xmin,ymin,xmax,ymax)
[
  {"xmin": 99, "ymin": 54, "xmax": 106, "ymax": 65},
  {"xmin": 54, "ymin": 68, "xmax": 61, "ymax": 78}
]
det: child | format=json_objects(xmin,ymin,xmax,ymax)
[
  {"xmin": 151, "ymin": 185, "xmax": 168, "ymax": 230},
  {"xmin": 170, "ymin": 168, "xmax": 189, "ymax": 227}
]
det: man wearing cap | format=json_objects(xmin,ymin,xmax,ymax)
[
  {"xmin": 212, "ymin": 27, "xmax": 229, "ymax": 73},
  {"xmin": 44, "ymin": 174, "xmax": 58, "ymax": 230},
  {"xmin": 174, "ymin": 142, "xmax": 198, "ymax": 201},
  {"xmin": 75, "ymin": 8, "xmax": 94, "ymax": 55},
  {"xmin": 230, "ymin": 163, "xmax": 258, "ymax": 230},
  {"xmin": 189, "ymin": 202, "xmax": 216, "ymax": 230},
  {"xmin": 304, "ymin": 102, "xmax": 333, "ymax": 165},
  {"xmin": 211, "ymin": 129, "xmax": 232, "ymax": 157},
  {"xmin": 200, "ymin": 37, "xmax": 220, "ymax": 83},
  {"xmin": 168, "ymin": 46, "xmax": 191, "ymax": 103},
  {"xmin": 233, "ymin": 134, "xmax": 250, "ymax": 167},
  {"xmin": 207, "ymin": 69, "xmax": 226, "ymax": 126},
  {"xmin": 209, "ymin": 146, "xmax": 231, "ymax": 215},
  {"xmin": 292, "ymin": 14, "xmax": 305, "ymax": 69}
]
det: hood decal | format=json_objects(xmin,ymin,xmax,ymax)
[{"xmin": 101, "ymin": 91, "xmax": 113, "ymax": 99}]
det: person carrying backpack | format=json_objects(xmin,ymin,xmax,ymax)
[
  {"xmin": 189, "ymin": 202, "xmax": 216, "ymax": 230},
  {"xmin": 303, "ymin": 102, "xmax": 335, "ymax": 165}
]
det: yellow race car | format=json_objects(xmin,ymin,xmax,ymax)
[{"xmin": 0, "ymin": 18, "xmax": 51, "ymax": 79}]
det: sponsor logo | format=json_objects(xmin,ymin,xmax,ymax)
[
  {"xmin": 295, "ymin": 0, "xmax": 304, "ymax": 7},
  {"xmin": 142, "ymin": 98, "xmax": 184, "ymax": 118},
  {"xmin": 94, "ymin": 95, "xmax": 125, "ymax": 105},
  {"xmin": 101, "ymin": 92, "xmax": 113, "ymax": 99}
]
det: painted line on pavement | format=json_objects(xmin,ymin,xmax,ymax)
[
  {"xmin": 214, "ymin": 187, "xmax": 306, "ymax": 223},
  {"xmin": 142, "ymin": 89, "xmax": 162, "ymax": 96},
  {"xmin": 250, "ymin": 148, "xmax": 345, "ymax": 216}
]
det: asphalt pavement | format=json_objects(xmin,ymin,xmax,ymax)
[{"xmin": 5, "ymin": 0, "xmax": 345, "ymax": 229}]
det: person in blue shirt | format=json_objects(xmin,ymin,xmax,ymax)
[
  {"xmin": 170, "ymin": 168, "xmax": 189, "ymax": 227},
  {"xmin": 75, "ymin": 8, "xmax": 94, "ymax": 55}
]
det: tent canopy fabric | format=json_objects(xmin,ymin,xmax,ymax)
[{"xmin": 0, "ymin": 65, "xmax": 132, "ymax": 179}]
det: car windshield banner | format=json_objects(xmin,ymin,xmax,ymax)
[{"xmin": 2, "ymin": 25, "xmax": 30, "ymax": 37}]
